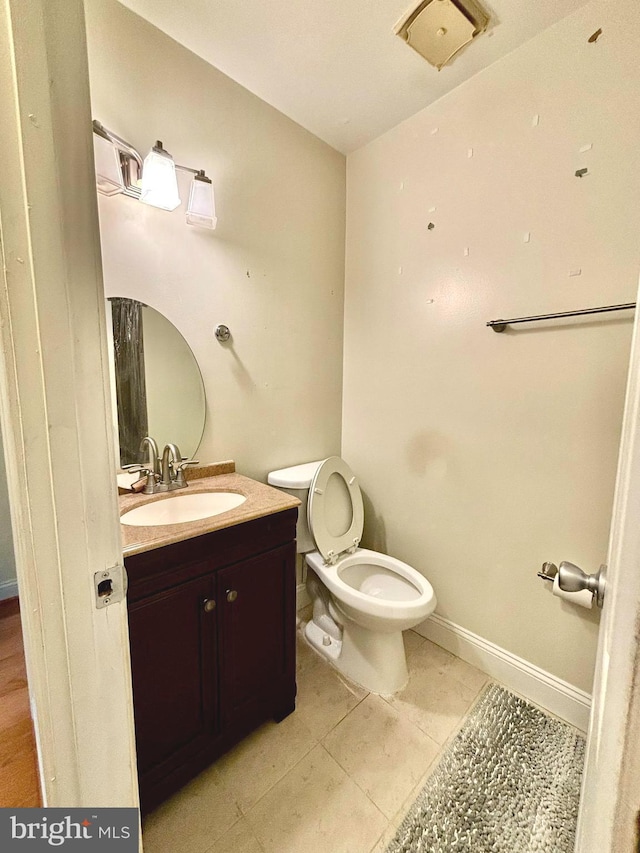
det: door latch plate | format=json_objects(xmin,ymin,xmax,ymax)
[{"xmin": 94, "ymin": 564, "xmax": 128, "ymax": 609}]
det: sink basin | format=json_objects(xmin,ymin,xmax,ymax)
[{"xmin": 121, "ymin": 492, "xmax": 246, "ymax": 526}]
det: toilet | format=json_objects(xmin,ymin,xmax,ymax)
[{"xmin": 267, "ymin": 456, "xmax": 436, "ymax": 694}]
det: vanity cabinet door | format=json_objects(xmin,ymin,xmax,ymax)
[
  {"xmin": 128, "ymin": 574, "xmax": 217, "ymax": 784},
  {"xmin": 217, "ymin": 542, "xmax": 296, "ymax": 728}
]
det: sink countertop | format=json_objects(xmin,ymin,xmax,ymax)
[{"xmin": 119, "ymin": 467, "xmax": 300, "ymax": 557}]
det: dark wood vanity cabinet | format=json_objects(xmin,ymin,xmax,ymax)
[{"xmin": 125, "ymin": 508, "xmax": 297, "ymax": 813}]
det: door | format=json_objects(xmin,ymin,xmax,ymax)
[
  {"xmin": 128, "ymin": 575, "xmax": 217, "ymax": 780},
  {"xmin": 0, "ymin": 0, "xmax": 138, "ymax": 810},
  {"xmin": 575, "ymin": 275, "xmax": 640, "ymax": 853},
  {"xmin": 217, "ymin": 544, "xmax": 295, "ymax": 727}
]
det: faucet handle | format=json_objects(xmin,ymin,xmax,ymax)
[
  {"xmin": 121, "ymin": 465, "xmax": 158, "ymax": 494},
  {"xmin": 174, "ymin": 459, "xmax": 199, "ymax": 487},
  {"xmin": 177, "ymin": 458, "xmax": 200, "ymax": 469}
]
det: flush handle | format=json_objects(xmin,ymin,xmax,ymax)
[
  {"xmin": 203, "ymin": 598, "xmax": 216, "ymax": 613},
  {"xmin": 226, "ymin": 589, "xmax": 238, "ymax": 603}
]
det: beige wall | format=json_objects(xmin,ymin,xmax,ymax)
[
  {"xmin": 343, "ymin": 0, "xmax": 640, "ymax": 692},
  {"xmin": 85, "ymin": 0, "xmax": 345, "ymax": 482},
  {"xmin": 87, "ymin": 0, "xmax": 640, "ymax": 692},
  {"xmin": 0, "ymin": 428, "xmax": 17, "ymax": 598}
]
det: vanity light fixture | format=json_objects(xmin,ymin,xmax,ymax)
[
  {"xmin": 186, "ymin": 170, "xmax": 217, "ymax": 230},
  {"xmin": 92, "ymin": 125, "xmax": 125, "ymax": 196},
  {"xmin": 140, "ymin": 141, "xmax": 181, "ymax": 211},
  {"xmin": 91, "ymin": 120, "xmax": 216, "ymax": 228},
  {"xmin": 93, "ymin": 120, "xmax": 143, "ymax": 198}
]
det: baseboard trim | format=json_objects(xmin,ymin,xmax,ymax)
[
  {"xmin": 0, "ymin": 579, "xmax": 18, "ymax": 602},
  {"xmin": 296, "ymin": 583, "xmax": 310, "ymax": 611},
  {"xmin": 415, "ymin": 613, "xmax": 591, "ymax": 731}
]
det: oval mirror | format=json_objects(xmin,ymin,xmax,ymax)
[{"xmin": 107, "ymin": 297, "xmax": 206, "ymax": 468}]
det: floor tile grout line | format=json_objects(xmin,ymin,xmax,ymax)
[
  {"xmin": 198, "ymin": 813, "xmax": 243, "ymax": 853},
  {"xmin": 241, "ymin": 739, "xmax": 391, "ymax": 852},
  {"xmin": 233, "ymin": 643, "xmax": 369, "ymax": 820},
  {"xmin": 365, "ymin": 734, "xmax": 452, "ymax": 853},
  {"xmin": 200, "ymin": 816, "xmax": 267, "ymax": 853},
  {"xmin": 375, "ymin": 678, "xmax": 495, "ymax": 805},
  {"xmin": 320, "ymin": 691, "xmax": 442, "ymax": 787},
  {"xmin": 236, "ymin": 680, "xmax": 368, "ymax": 817},
  {"xmin": 317, "ymin": 740, "xmax": 397, "ymax": 828},
  {"xmin": 319, "ymin": 691, "xmax": 462, "ymax": 833},
  {"xmin": 146, "ymin": 639, "xmax": 491, "ymax": 851},
  {"xmin": 378, "ymin": 665, "xmax": 488, "ymax": 728},
  {"xmin": 370, "ymin": 824, "xmax": 390, "ymax": 853},
  {"xmin": 232, "ymin": 650, "xmax": 491, "ymax": 838},
  {"xmin": 317, "ymin": 741, "xmax": 390, "ymax": 821},
  {"xmin": 368, "ymin": 682, "xmax": 511, "ymax": 853},
  {"xmin": 317, "ymin": 690, "xmax": 369, "ymax": 741},
  {"xmin": 302, "ymin": 635, "xmax": 492, "ymax": 752},
  {"xmin": 238, "ymin": 729, "xmax": 321, "ymax": 819},
  {"xmin": 144, "ymin": 645, "xmax": 495, "ymax": 852}
]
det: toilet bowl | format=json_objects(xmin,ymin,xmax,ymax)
[{"xmin": 267, "ymin": 456, "xmax": 436, "ymax": 694}]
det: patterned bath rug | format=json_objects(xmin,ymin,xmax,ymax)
[{"xmin": 386, "ymin": 683, "xmax": 585, "ymax": 853}]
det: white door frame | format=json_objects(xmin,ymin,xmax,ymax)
[
  {"xmin": 0, "ymin": 0, "xmax": 139, "ymax": 811},
  {"xmin": 575, "ymin": 275, "xmax": 640, "ymax": 851}
]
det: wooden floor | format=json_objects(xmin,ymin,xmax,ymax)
[{"xmin": 0, "ymin": 599, "xmax": 41, "ymax": 807}]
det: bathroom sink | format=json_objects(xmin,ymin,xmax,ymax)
[{"xmin": 120, "ymin": 492, "xmax": 246, "ymax": 526}]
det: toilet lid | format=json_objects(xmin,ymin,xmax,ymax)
[{"xmin": 308, "ymin": 457, "xmax": 364, "ymax": 564}]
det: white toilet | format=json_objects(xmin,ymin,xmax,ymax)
[{"xmin": 267, "ymin": 456, "xmax": 436, "ymax": 694}]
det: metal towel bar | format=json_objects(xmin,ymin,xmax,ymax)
[{"xmin": 487, "ymin": 302, "xmax": 636, "ymax": 333}]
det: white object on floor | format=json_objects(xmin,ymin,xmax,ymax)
[{"xmin": 268, "ymin": 456, "xmax": 436, "ymax": 693}]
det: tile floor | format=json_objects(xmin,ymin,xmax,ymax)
[{"xmin": 142, "ymin": 616, "xmax": 490, "ymax": 853}]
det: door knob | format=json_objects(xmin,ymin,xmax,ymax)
[
  {"xmin": 203, "ymin": 598, "xmax": 216, "ymax": 612},
  {"xmin": 226, "ymin": 589, "xmax": 238, "ymax": 603},
  {"xmin": 558, "ymin": 561, "xmax": 606, "ymax": 609}
]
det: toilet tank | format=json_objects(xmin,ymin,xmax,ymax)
[{"xmin": 267, "ymin": 460, "xmax": 325, "ymax": 553}]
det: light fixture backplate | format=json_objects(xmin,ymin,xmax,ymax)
[{"xmin": 394, "ymin": 0, "xmax": 490, "ymax": 70}]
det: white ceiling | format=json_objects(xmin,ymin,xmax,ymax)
[{"xmin": 118, "ymin": 0, "xmax": 590, "ymax": 153}]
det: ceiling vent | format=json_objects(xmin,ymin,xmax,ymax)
[{"xmin": 394, "ymin": 0, "xmax": 490, "ymax": 70}]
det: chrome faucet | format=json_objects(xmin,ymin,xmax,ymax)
[
  {"xmin": 122, "ymin": 435, "xmax": 160, "ymax": 494},
  {"xmin": 159, "ymin": 443, "xmax": 183, "ymax": 491},
  {"xmin": 140, "ymin": 436, "xmax": 160, "ymax": 477},
  {"xmin": 123, "ymin": 438, "xmax": 198, "ymax": 494}
]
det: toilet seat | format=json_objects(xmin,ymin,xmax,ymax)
[
  {"xmin": 306, "ymin": 548, "xmax": 434, "ymax": 621},
  {"xmin": 308, "ymin": 456, "xmax": 364, "ymax": 564}
]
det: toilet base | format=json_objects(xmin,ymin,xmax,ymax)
[
  {"xmin": 305, "ymin": 619, "xmax": 342, "ymax": 661},
  {"xmin": 305, "ymin": 617, "xmax": 409, "ymax": 695}
]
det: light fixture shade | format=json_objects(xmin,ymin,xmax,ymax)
[
  {"xmin": 140, "ymin": 143, "xmax": 181, "ymax": 211},
  {"xmin": 186, "ymin": 172, "xmax": 217, "ymax": 229},
  {"xmin": 93, "ymin": 132, "xmax": 125, "ymax": 196}
]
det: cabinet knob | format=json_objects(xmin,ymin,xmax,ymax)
[
  {"xmin": 226, "ymin": 589, "xmax": 238, "ymax": 603},
  {"xmin": 203, "ymin": 598, "xmax": 216, "ymax": 612}
]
